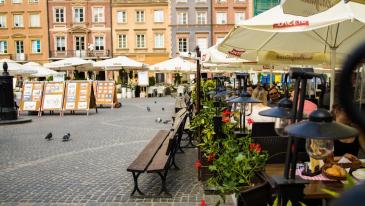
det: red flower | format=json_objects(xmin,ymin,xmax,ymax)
[
  {"xmin": 208, "ymin": 153, "xmax": 216, "ymax": 162},
  {"xmin": 222, "ymin": 109, "xmax": 232, "ymax": 116},
  {"xmin": 249, "ymin": 143, "xmax": 262, "ymax": 153},
  {"xmin": 247, "ymin": 118, "xmax": 254, "ymax": 125},
  {"xmin": 194, "ymin": 160, "xmax": 202, "ymax": 170},
  {"xmin": 222, "ymin": 116, "xmax": 230, "ymax": 123},
  {"xmin": 201, "ymin": 199, "xmax": 206, "ymax": 206}
]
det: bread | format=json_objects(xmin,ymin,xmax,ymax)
[{"xmin": 326, "ymin": 164, "xmax": 347, "ymax": 177}]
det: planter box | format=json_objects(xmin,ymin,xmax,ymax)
[
  {"xmin": 236, "ymin": 172, "xmax": 271, "ymax": 206},
  {"xmin": 199, "ymin": 150, "xmax": 214, "ymax": 182}
]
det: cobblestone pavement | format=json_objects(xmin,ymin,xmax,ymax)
[{"xmin": 0, "ymin": 97, "xmax": 233, "ymax": 206}]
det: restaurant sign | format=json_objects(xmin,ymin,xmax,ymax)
[{"xmin": 228, "ymin": 49, "xmax": 246, "ymax": 57}]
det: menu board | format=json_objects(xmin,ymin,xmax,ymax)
[
  {"xmin": 94, "ymin": 81, "xmax": 116, "ymax": 108},
  {"xmin": 41, "ymin": 82, "xmax": 65, "ymax": 113},
  {"xmin": 138, "ymin": 71, "xmax": 149, "ymax": 86},
  {"xmin": 63, "ymin": 81, "xmax": 96, "ymax": 114},
  {"xmin": 19, "ymin": 82, "xmax": 44, "ymax": 114}
]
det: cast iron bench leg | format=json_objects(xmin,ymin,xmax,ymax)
[
  {"xmin": 169, "ymin": 156, "xmax": 180, "ymax": 170},
  {"xmin": 181, "ymin": 129, "xmax": 196, "ymax": 148},
  {"xmin": 131, "ymin": 172, "xmax": 144, "ymax": 196},
  {"xmin": 157, "ymin": 170, "xmax": 171, "ymax": 197}
]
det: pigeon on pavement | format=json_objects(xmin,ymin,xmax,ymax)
[
  {"xmin": 162, "ymin": 107, "xmax": 165, "ymax": 111},
  {"xmin": 45, "ymin": 132, "xmax": 53, "ymax": 140},
  {"xmin": 163, "ymin": 120, "xmax": 171, "ymax": 124},
  {"xmin": 62, "ymin": 133, "xmax": 71, "ymax": 142},
  {"xmin": 147, "ymin": 106, "xmax": 151, "ymax": 112}
]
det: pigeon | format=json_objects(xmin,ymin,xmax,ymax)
[
  {"xmin": 62, "ymin": 133, "xmax": 71, "ymax": 142},
  {"xmin": 147, "ymin": 106, "xmax": 151, "ymax": 112},
  {"xmin": 162, "ymin": 107, "xmax": 165, "ymax": 111},
  {"xmin": 154, "ymin": 101, "xmax": 157, "ymax": 104},
  {"xmin": 163, "ymin": 120, "xmax": 171, "ymax": 124},
  {"xmin": 155, "ymin": 117, "xmax": 162, "ymax": 123},
  {"xmin": 45, "ymin": 132, "xmax": 53, "ymax": 140}
]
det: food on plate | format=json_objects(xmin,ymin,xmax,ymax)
[{"xmin": 325, "ymin": 164, "xmax": 347, "ymax": 177}]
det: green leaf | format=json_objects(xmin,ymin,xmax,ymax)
[
  {"xmin": 272, "ymin": 197, "xmax": 278, "ymax": 206},
  {"xmin": 321, "ymin": 188, "xmax": 340, "ymax": 198},
  {"xmin": 287, "ymin": 200, "xmax": 292, "ymax": 206},
  {"xmin": 235, "ymin": 153, "xmax": 244, "ymax": 162}
]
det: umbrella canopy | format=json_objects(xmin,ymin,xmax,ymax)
[
  {"xmin": 202, "ymin": 44, "xmax": 255, "ymax": 65},
  {"xmin": 149, "ymin": 57, "xmax": 196, "ymax": 73},
  {"xmin": 0, "ymin": 59, "xmax": 37, "ymax": 75},
  {"xmin": 44, "ymin": 57, "xmax": 94, "ymax": 71},
  {"xmin": 218, "ymin": 1, "xmax": 365, "ymax": 109},
  {"xmin": 24, "ymin": 62, "xmax": 58, "ymax": 77},
  {"xmin": 93, "ymin": 56, "xmax": 145, "ymax": 70},
  {"xmin": 281, "ymin": 0, "xmax": 365, "ymax": 17}
]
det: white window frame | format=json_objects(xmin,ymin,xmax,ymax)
[
  {"xmin": 177, "ymin": 12, "xmax": 188, "ymax": 25},
  {"xmin": 0, "ymin": 0, "xmax": 5, "ymax": 4},
  {"xmin": 92, "ymin": 7, "xmax": 104, "ymax": 23},
  {"xmin": 28, "ymin": 0, "xmax": 38, "ymax": 4},
  {"xmin": 154, "ymin": 10, "xmax": 164, "ymax": 23},
  {"xmin": 29, "ymin": 13, "xmax": 40, "ymax": 27},
  {"xmin": 54, "ymin": 7, "xmax": 65, "ymax": 23},
  {"xmin": 13, "ymin": 14, "xmax": 23, "ymax": 27},
  {"xmin": 178, "ymin": 38, "xmax": 188, "ymax": 52},
  {"xmin": 216, "ymin": 37, "xmax": 225, "ymax": 44},
  {"xmin": 136, "ymin": 10, "xmax": 145, "ymax": 23},
  {"xmin": 154, "ymin": 33, "xmax": 164, "ymax": 49},
  {"xmin": 136, "ymin": 34, "xmax": 145, "ymax": 48},
  {"xmin": 31, "ymin": 39, "xmax": 41, "ymax": 53},
  {"xmin": 216, "ymin": 12, "xmax": 227, "ymax": 24},
  {"xmin": 55, "ymin": 36, "xmax": 66, "ymax": 52},
  {"xmin": 73, "ymin": 7, "xmax": 85, "ymax": 23},
  {"xmin": 94, "ymin": 36, "xmax": 104, "ymax": 51},
  {"xmin": 0, "ymin": 41, "xmax": 8, "ymax": 54},
  {"xmin": 177, "ymin": 0, "xmax": 187, "ymax": 2},
  {"xmin": 196, "ymin": 0, "xmax": 206, "ymax": 2},
  {"xmin": 197, "ymin": 37, "xmax": 208, "ymax": 50},
  {"xmin": 12, "ymin": 0, "xmax": 21, "ymax": 4},
  {"xmin": 118, "ymin": 34, "xmax": 127, "ymax": 49},
  {"xmin": 117, "ymin": 11, "xmax": 127, "ymax": 23},
  {"xmin": 235, "ymin": 12, "xmax": 245, "ymax": 25},
  {"xmin": 0, "ymin": 15, "xmax": 7, "ymax": 28},
  {"xmin": 196, "ymin": 11, "xmax": 207, "ymax": 25}
]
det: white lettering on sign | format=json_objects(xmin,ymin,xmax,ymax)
[
  {"xmin": 273, "ymin": 20, "xmax": 309, "ymax": 28},
  {"xmin": 228, "ymin": 49, "xmax": 245, "ymax": 57}
]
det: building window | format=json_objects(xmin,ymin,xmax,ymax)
[
  {"xmin": 235, "ymin": 12, "xmax": 245, "ymax": 25},
  {"xmin": 216, "ymin": 37, "xmax": 225, "ymax": 44},
  {"xmin": 56, "ymin": 36, "xmax": 65, "ymax": 51},
  {"xmin": 217, "ymin": 0, "xmax": 226, "ymax": 3},
  {"xmin": 136, "ymin": 34, "xmax": 145, "ymax": 48},
  {"xmin": 177, "ymin": 12, "xmax": 188, "ymax": 25},
  {"xmin": 117, "ymin": 11, "xmax": 127, "ymax": 23},
  {"xmin": 154, "ymin": 33, "xmax": 164, "ymax": 48},
  {"xmin": 15, "ymin": 40, "xmax": 24, "ymax": 53},
  {"xmin": 74, "ymin": 8, "xmax": 84, "ymax": 23},
  {"xmin": 93, "ymin": 7, "xmax": 104, "ymax": 23},
  {"xmin": 216, "ymin": 12, "xmax": 227, "ymax": 24},
  {"xmin": 178, "ymin": 38, "xmax": 187, "ymax": 52},
  {"xmin": 118, "ymin": 34, "xmax": 127, "ymax": 49},
  {"xmin": 94, "ymin": 37, "xmax": 104, "ymax": 51},
  {"xmin": 197, "ymin": 38, "xmax": 208, "ymax": 50},
  {"xmin": 196, "ymin": 0, "xmax": 206, "ymax": 2},
  {"xmin": 30, "ymin": 14, "xmax": 40, "ymax": 27},
  {"xmin": 13, "ymin": 14, "xmax": 23, "ymax": 27},
  {"xmin": 0, "ymin": 0, "xmax": 4, "ymax": 4},
  {"xmin": 197, "ymin": 11, "xmax": 207, "ymax": 25},
  {"xmin": 12, "ymin": 0, "xmax": 21, "ymax": 3},
  {"xmin": 0, "ymin": 41, "xmax": 7, "ymax": 54},
  {"xmin": 55, "ymin": 8, "xmax": 65, "ymax": 23},
  {"xmin": 29, "ymin": 0, "xmax": 38, "ymax": 3},
  {"xmin": 0, "ymin": 15, "xmax": 6, "ymax": 28},
  {"xmin": 154, "ymin": 10, "xmax": 164, "ymax": 23},
  {"xmin": 31, "ymin": 40, "xmax": 41, "ymax": 53},
  {"xmin": 136, "ymin": 10, "xmax": 144, "ymax": 23},
  {"xmin": 177, "ymin": 0, "xmax": 187, "ymax": 2}
]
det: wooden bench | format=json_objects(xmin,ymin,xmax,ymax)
[{"xmin": 127, "ymin": 110, "xmax": 188, "ymax": 197}]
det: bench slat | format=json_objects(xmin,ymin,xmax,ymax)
[
  {"xmin": 127, "ymin": 130, "xmax": 170, "ymax": 172},
  {"xmin": 147, "ymin": 135, "xmax": 172, "ymax": 173}
]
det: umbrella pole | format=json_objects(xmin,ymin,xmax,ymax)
[{"xmin": 330, "ymin": 48, "xmax": 336, "ymax": 110}]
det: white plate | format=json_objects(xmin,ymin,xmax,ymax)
[{"xmin": 352, "ymin": 168, "xmax": 365, "ymax": 180}]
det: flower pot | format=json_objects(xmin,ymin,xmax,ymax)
[
  {"xmin": 121, "ymin": 87, "xmax": 127, "ymax": 99},
  {"xmin": 236, "ymin": 172, "xmax": 271, "ymax": 206},
  {"xmin": 199, "ymin": 150, "xmax": 214, "ymax": 182}
]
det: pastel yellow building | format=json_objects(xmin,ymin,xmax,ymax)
[
  {"xmin": 0, "ymin": 0, "xmax": 49, "ymax": 64},
  {"xmin": 111, "ymin": 0, "xmax": 170, "ymax": 65}
]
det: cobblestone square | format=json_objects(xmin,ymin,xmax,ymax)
[{"xmin": 0, "ymin": 97, "xmax": 233, "ymax": 206}]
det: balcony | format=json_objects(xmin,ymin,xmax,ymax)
[
  {"xmin": 10, "ymin": 54, "xmax": 27, "ymax": 62},
  {"xmin": 50, "ymin": 50, "xmax": 111, "ymax": 59}
]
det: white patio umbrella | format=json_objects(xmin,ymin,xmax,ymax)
[
  {"xmin": 93, "ymin": 56, "xmax": 146, "ymax": 70},
  {"xmin": 202, "ymin": 44, "xmax": 255, "ymax": 65},
  {"xmin": 149, "ymin": 57, "xmax": 196, "ymax": 73},
  {"xmin": 218, "ymin": 1, "xmax": 365, "ymax": 109},
  {"xmin": 44, "ymin": 57, "xmax": 94, "ymax": 71},
  {"xmin": 281, "ymin": 0, "xmax": 365, "ymax": 17},
  {"xmin": 0, "ymin": 59, "xmax": 37, "ymax": 75},
  {"xmin": 24, "ymin": 62, "xmax": 58, "ymax": 77}
]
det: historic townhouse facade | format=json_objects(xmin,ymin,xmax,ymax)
[
  {"xmin": 0, "ymin": 0, "xmax": 49, "ymax": 63},
  {"xmin": 48, "ymin": 0, "xmax": 112, "ymax": 60},
  {"xmin": 170, "ymin": 0, "xmax": 212, "ymax": 57},
  {"xmin": 111, "ymin": 0, "xmax": 170, "ymax": 65},
  {"xmin": 212, "ymin": 0, "xmax": 248, "ymax": 45}
]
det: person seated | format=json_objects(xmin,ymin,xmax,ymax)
[{"xmin": 252, "ymin": 83, "xmax": 268, "ymax": 106}]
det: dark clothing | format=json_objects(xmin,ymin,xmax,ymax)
[{"xmin": 334, "ymin": 137, "xmax": 360, "ymax": 156}]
